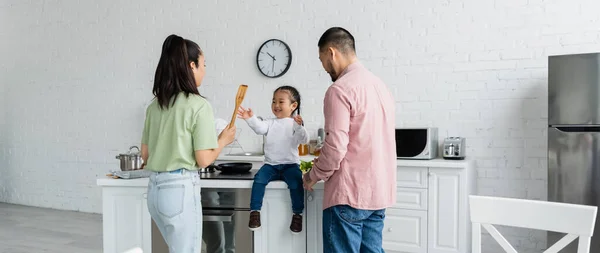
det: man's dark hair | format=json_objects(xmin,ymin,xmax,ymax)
[{"xmin": 317, "ymin": 27, "xmax": 356, "ymax": 54}]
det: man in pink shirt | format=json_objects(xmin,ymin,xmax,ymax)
[{"xmin": 303, "ymin": 27, "xmax": 397, "ymax": 253}]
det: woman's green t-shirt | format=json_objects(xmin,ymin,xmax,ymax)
[{"xmin": 141, "ymin": 93, "xmax": 218, "ymax": 172}]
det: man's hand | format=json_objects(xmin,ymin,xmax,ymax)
[
  {"xmin": 237, "ymin": 106, "xmax": 254, "ymax": 119},
  {"xmin": 293, "ymin": 115, "xmax": 303, "ymax": 125},
  {"xmin": 303, "ymin": 173, "xmax": 317, "ymax": 191}
]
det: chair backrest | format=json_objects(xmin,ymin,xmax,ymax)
[
  {"xmin": 122, "ymin": 248, "xmax": 143, "ymax": 253},
  {"xmin": 469, "ymin": 195, "xmax": 598, "ymax": 253}
]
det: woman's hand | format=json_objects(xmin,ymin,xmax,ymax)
[
  {"xmin": 218, "ymin": 125, "xmax": 237, "ymax": 147},
  {"xmin": 197, "ymin": 125, "xmax": 237, "ymax": 168},
  {"xmin": 141, "ymin": 144, "xmax": 149, "ymax": 166},
  {"xmin": 237, "ymin": 106, "xmax": 254, "ymax": 119}
]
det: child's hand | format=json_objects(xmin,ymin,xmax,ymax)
[
  {"xmin": 293, "ymin": 115, "xmax": 303, "ymax": 125},
  {"xmin": 237, "ymin": 106, "xmax": 254, "ymax": 119}
]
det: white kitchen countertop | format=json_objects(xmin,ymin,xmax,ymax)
[
  {"xmin": 95, "ymin": 172, "xmax": 311, "ymax": 189},
  {"xmin": 217, "ymin": 154, "xmax": 474, "ymax": 168},
  {"xmin": 97, "ymin": 156, "xmax": 472, "ymax": 188}
]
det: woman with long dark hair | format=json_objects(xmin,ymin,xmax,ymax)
[{"xmin": 140, "ymin": 34, "xmax": 236, "ymax": 252}]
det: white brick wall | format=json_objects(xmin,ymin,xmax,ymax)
[{"xmin": 2, "ymin": 0, "xmax": 600, "ymax": 252}]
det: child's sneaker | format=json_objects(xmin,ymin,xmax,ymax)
[
  {"xmin": 290, "ymin": 213, "xmax": 302, "ymax": 234},
  {"xmin": 248, "ymin": 211, "xmax": 261, "ymax": 231}
]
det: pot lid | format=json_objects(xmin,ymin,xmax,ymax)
[{"xmin": 118, "ymin": 146, "xmax": 141, "ymax": 157}]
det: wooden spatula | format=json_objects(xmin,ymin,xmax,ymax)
[{"xmin": 228, "ymin": 84, "xmax": 248, "ymax": 128}]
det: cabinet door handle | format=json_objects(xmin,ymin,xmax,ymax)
[
  {"xmin": 307, "ymin": 195, "xmax": 313, "ymax": 201},
  {"xmin": 388, "ymin": 227, "xmax": 393, "ymax": 232},
  {"xmin": 143, "ymin": 193, "xmax": 147, "ymax": 199}
]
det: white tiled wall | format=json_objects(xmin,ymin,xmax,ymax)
[{"xmin": 2, "ymin": 0, "xmax": 600, "ymax": 252}]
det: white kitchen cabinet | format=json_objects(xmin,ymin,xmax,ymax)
[
  {"xmin": 396, "ymin": 166, "xmax": 429, "ymax": 188},
  {"xmin": 383, "ymin": 209, "xmax": 428, "ymax": 253},
  {"xmin": 387, "ymin": 162, "xmax": 474, "ymax": 253},
  {"xmin": 427, "ymin": 167, "xmax": 472, "ymax": 253},
  {"xmin": 97, "ymin": 157, "xmax": 474, "ymax": 253},
  {"xmin": 307, "ymin": 189, "xmax": 428, "ymax": 253},
  {"xmin": 254, "ymin": 189, "xmax": 307, "ymax": 253},
  {"xmin": 102, "ymin": 187, "xmax": 152, "ymax": 253},
  {"xmin": 303, "ymin": 161, "xmax": 474, "ymax": 253},
  {"xmin": 384, "ymin": 166, "xmax": 429, "ymax": 253},
  {"xmin": 306, "ymin": 190, "xmax": 324, "ymax": 253},
  {"xmin": 393, "ymin": 187, "xmax": 428, "ymax": 210}
]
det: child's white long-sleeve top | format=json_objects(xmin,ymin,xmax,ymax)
[{"xmin": 245, "ymin": 115, "xmax": 310, "ymax": 165}]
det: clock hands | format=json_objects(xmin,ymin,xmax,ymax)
[
  {"xmin": 258, "ymin": 39, "xmax": 290, "ymax": 78},
  {"xmin": 267, "ymin": 52, "xmax": 276, "ymax": 76}
]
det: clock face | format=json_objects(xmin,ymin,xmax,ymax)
[{"xmin": 256, "ymin": 39, "xmax": 292, "ymax": 78}]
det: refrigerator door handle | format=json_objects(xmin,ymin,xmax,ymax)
[{"xmin": 552, "ymin": 126, "xmax": 600, "ymax": 132}]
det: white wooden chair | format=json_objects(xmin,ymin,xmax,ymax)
[
  {"xmin": 469, "ymin": 195, "xmax": 598, "ymax": 253},
  {"xmin": 122, "ymin": 247, "xmax": 143, "ymax": 253}
]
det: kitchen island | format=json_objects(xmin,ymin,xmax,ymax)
[{"xmin": 97, "ymin": 155, "xmax": 475, "ymax": 253}]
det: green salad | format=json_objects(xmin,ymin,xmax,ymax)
[{"xmin": 300, "ymin": 160, "xmax": 313, "ymax": 173}]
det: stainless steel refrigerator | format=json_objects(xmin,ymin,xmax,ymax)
[{"xmin": 548, "ymin": 52, "xmax": 600, "ymax": 252}]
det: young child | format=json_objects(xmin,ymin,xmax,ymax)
[{"xmin": 237, "ymin": 85, "xmax": 310, "ymax": 234}]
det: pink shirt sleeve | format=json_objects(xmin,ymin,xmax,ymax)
[{"xmin": 309, "ymin": 86, "xmax": 351, "ymax": 182}]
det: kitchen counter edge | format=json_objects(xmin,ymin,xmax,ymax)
[
  {"xmin": 217, "ymin": 155, "xmax": 474, "ymax": 168},
  {"xmin": 98, "ymin": 157, "xmax": 472, "ymax": 187}
]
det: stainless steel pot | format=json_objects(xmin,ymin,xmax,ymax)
[{"xmin": 116, "ymin": 146, "xmax": 144, "ymax": 171}]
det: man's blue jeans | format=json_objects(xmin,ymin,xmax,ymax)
[
  {"xmin": 250, "ymin": 163, "xmax": 304, "ymax": 214},
  {"xmin": 323, "ymin": 205, "xmax": 386, "ymax": 253}
]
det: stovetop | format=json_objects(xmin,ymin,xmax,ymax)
[{"xmin": 198, "ymin": 170, "xmax": 257, "ymax": 180}]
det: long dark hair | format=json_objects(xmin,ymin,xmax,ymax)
[
  {"xmin": 274, "ymin": 86, "xmax": 301, "ymax": 116},
  {"xmin": 153, "ymin": 34, "xmax": 203, "ymax": 109}
]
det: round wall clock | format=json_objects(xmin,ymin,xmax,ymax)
[{"xmin": 256, "ymin": 39, "xmax": 292, "ymax": 78}]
